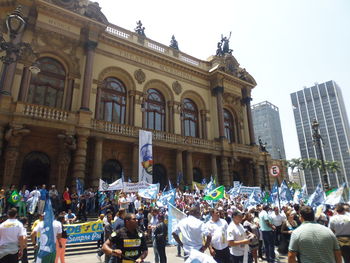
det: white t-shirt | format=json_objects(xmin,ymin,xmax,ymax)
[
  {"xmin": 206, "ymin": 218, "xmax": 228, "ymax": 250},
  {"xmin": 227, "ymin": 222, "xmax": 247, "ymax": 256},
  {"xmin": 173, "ymin": 215, "xmax": 210, "ymax": 254},
  {"xmin": 134, "ymin": 199, "xmax": 141, "ymax": 210},
  {"xmin": 271, "ymin": 213, "xmax": 285, "ymax": 227},
  {"xmin": 0, "ymin": 219, "xmax": 26, "ymax": 246},
  {"xmin": 329, "ymin": 214, "xmax": 350, "ymax": 236},
  {"xmin": 34, "ymin": 220, "xmax": 62, "ymax": 242}
]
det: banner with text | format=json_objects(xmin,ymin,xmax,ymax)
[
  {"xmin": 99, "ymin": 179, "xmax": 150, "ymax": 192},
  {"xmin": 139, "ymin": 130, "xmax": 153, "ymax": 183},
  {"xmin": 65, "ymin": 221, "xmax": 103, "ymax": 244}
]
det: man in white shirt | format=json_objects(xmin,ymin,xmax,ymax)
[
  {"xmin": 329, "ymin": 203, "xmax": 350, "ymax": 263},
  {"xmin": 227, "ymin": 210, "xmax": 253, "ymax": 263},
  {"xmin": 271, "ymin": 206, "xmax": 285, "ymax": 246},
  {"xmin": 0, "ymin": 208, "xmax": 26, "ymax": 263},
  {"xmin": 172, "ymin": 206, "xmax": 212, "ymax": 259},
  {"xmin": 149, "ymin": 208, "xmax": 160, "ymax": 263},
  {"xmin": 31, "ymin": 214, "xmax": 62, "ymax": 257},
  {"xmin": 207, "ymin": 208, "xmax": 230, "ymax": 263}
]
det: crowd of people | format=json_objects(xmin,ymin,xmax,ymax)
[{"xmin": 0, "ymin": 183, "xmax": 350, "ymax": 263}]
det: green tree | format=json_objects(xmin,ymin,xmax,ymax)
[{"xmin": 325, "ymin": 161, "xmax": 342, "ymax": 185}]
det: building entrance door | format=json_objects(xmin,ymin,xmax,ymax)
[
  {"xmin": 21, "ymin": 151, "xmax": 50, "ymax": 189},
  {"xmin": 102, "ymin": 159, "xmax": 122, "ymax": 184},
  {"xmin": 153, "ymin": 164, "xmax": 167, "ymax": 190}
]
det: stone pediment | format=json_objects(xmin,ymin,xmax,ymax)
[{"xmin": 47, "ymin": 0, "xmax": 108, "ymax": 24}]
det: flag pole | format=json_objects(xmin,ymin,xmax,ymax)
[{"xmin": 276, "ymin": 179, "xmax": 281, "ymax": 210}]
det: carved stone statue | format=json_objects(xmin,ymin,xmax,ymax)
[
  {"xmin": 170, "ymin": 35, "xmax": 179, "ymax": 50},
  {"xmin": 57, "ymin": 133, "xmax": 77, "ymax": 191},
  {"xmin": 135, "ymin": 20, "xmax": 146, "ymax": 37},
  {"xmin": 258, "ymin": 137, "xmax": 268, "ymax": 153},
  {"xmin": 216, "ymin": 32, "xmax": 233, "ymax": 56}
]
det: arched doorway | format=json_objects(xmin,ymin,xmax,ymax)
[
  {"xmin": 21, "ymin": 152, "xmax": 50, "ymax": 189},
  {"xmin": 193, "ymin": 167, "xmax": 203, "ymax": 183},
  {"xmin": 153, "ymin": 164, "xmax": 167, "ymax": 190},
  {"xmin": 102, "ymin": 159, "xmax": 122, "ymax": 184}
]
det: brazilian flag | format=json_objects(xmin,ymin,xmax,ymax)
[
  {"xmin": 8, "ymin": 190, "xmax": 20, "ymax": 205},
  {"xmin": 262, "ymin": 192, "xmax": 271, "ymax": 204},
  {"xmin": 203, "ymin": 186, "xmax": 225, "ymax": 201}
]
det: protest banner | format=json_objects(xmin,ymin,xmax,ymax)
[{"xmin": 65, "ymin": 221, "xmax": 103, "ymax": 244}]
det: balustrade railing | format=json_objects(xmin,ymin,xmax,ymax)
[{"xmin": 19, "ymin": 103, "xmax": 70, "ymax": 122}]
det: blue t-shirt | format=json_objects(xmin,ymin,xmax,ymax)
[{"xmin": 39, "ymin": 189, "xmax": 48, "ymax": 201}]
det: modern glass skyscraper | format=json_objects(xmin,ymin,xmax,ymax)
[
  {"xmin": 251, "ymin": 101, "xmax": 286, "ymax": 160},
  {"xmin": 291, "ymin": 81, "xmax": 350, "ymax": 192}
]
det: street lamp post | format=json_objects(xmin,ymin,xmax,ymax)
[
  {"xmin": 259, "ymin": 137, "xmax": 271, "ymax": 191},
  {"xmin": 0, "ymin": 6, "xmax": 39, "ymax": 93},
  {"xmin": 311, "ymin": 119, "xmax": 329, "ymax": 190}
]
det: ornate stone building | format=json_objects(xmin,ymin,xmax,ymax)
[{"xmin": 0, "ymin": 0, "xmax": 275, "ymax": 191}]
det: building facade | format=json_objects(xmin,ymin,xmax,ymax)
[
  {"xmin": 251, "ymin": 101, "xmax": 286, "ymax": 160},
  {"xmin": 291, "ymin": 81, "xmax": 350, "ymax": 192},
  {"xmin": 0, "ymin": 0, "xmax": 272, "ymax": 191}
]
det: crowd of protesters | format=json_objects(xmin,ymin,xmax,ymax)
[{"xmin": 1, "ymin": 183, "xmax": 350, "ymax": 263}]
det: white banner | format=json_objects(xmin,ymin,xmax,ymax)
[
  {"xmin": 139, "ymin": 130, "xmax": 153, "ymax": 183},
  {"xmin": 99, "ymin": 179, "xmax": 150, "ymax": 192}
]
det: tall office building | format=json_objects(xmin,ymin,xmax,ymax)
[
  {"xmin": 251, "ymin": 101, "xmax": 286, "ymax": 160},
  {"xmin": 291, "ymin": 81, "xmax": 350, "ymax": 192}
]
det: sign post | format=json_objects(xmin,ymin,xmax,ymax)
[{"xmin": 269, "ymin": 165, "xmax": 280, "ymax": 177}]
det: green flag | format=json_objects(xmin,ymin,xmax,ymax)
[
  {"xmin": 203, "ymin": 185, "xmax": 225, "ymax": 201},
  {"xmin": 262, "ymin": 192, "xmax": 271, "ymax": 203},
  {"xmin": 8, "ymin": 190, "xmax": 20, "ymax": 205},
  {"xmin": 326, "ymin": 188, "xmax": 337, "ymax": 196}
]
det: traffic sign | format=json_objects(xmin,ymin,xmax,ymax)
[{"xmin": 270, "ymin": 165, "xmax": 280, "ymax": 177}]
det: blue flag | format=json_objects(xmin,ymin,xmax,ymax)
[
  {"xmin": 37, "ymin": 199, "xmax": 56, "ymax": 262},
  {"xmin": 201, "ymin": 178, "xmax": 207, "ymax": 185},
  {"xmin": 157, "ymin": 189, "xmax": 176, "ymax": 207},
  {"xmin": 76, "ymin": 178, "xmax": 84, "ymax": 197},
  {"xmin": 176, "ymin": 171, "xmax": 183, "ymax": 185},
  {"xmin": 279, "ymin": 180, "xmax": 293, "ymax": 204},
  {"xmin": 307, "ymin": 183, "xmax": 325, "ymax": 208},
  {"xmin": 167, "ymin": 203, "xmax": 187, "ymax": 245},
  {"xmin": 138, "ymin": 183, "xmax": 160, "ymax": 199},
  {"xmin": 169, "ymin": 180, "xmax": 174, "ymax": 190},
  {"xmin": 204, "ymin": 177, "xmax": 216, "ymax": 195},
  {"xmin": 271, "ymin": 181, "xmax": 280, "ymax": 207},
  {"xmin": 228, "ymin": 183, "xmax": 242, "ymax": 197},
  {"xmin": 245, "ymin": 189, "xmax": 261, "ymax": 209}
]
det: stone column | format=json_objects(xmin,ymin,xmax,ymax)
[
  {"xmin": 242, "ymin": 88, "xmax": 255, "ymax": 145},
  {"xmin": 211, "ymin": 155, "xmax": 217, "ymax": 177},
  {"xmin": 132, "ymin": 143, "xmax": 139, "ymax": 182},
  {"xmin": 200, "ymin": 110, "xmax": 208, "ymax": 139},
  {"xmin": 80, "ymin": 40, "xmax": 97, "ymax": 111},
  {"xmin": 221, "ymin": 156, "xmax": 230, "ymax": 186},
  {"xmin": 18, "ymin": 66, "xmax": 31, "ymax": 101},
  {"xmin": 0, "ymin": 125, "xmax": 5, "ymax": 157},
  {"xmin": 72, "ymin": 132, "xmax": 89, "ymax": 184},
  {"xmin": 213, "ymin": 86, "xmax": 225, "ymax": 139},
  {"xmin": 168, "ymin": 102, "xmax": 175, "ymax": 133},
  {"xmin": 95, "ymin": 85, "xmax": 102, "ymax": 119},
  {"xmin": 185, "ymin": 151, "xmax": 193, "ymax": 186},
  {"xmin": 64, "ymin": 77, "xmax": 75, "ymax": 111},
  {"xmin": 57, "ymin": 133, "xmax": 76, "ymax": 192},
  {"xmin": 129, "ymin": 91, "xmax": 136, "ymax": 126},
  {"xmin": 2, "ymin": 125, "xmax": 30, "ymax": 186},
  {"xmin": 92, "ymin": 137, "xmax": 103, "ymax": 187},
  {"xmin": 176, "ymin": 150, "xmax": 183, "ymax": 185}
]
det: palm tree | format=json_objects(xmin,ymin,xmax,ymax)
[
  {"xmin": 303, "ymin": 158, "xmax": 321, "ymax": 189},
  {"xmin": 325, "ymin": 161, "xmax": 342, "ymax": 187},
  {"xmin": 288, "ymin": 158, "xmax": 304, "ymax": 187}
]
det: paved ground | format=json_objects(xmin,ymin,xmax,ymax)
[{"xmin": 66, "ymin": 246, "xmax": 288, "ymax": 263}]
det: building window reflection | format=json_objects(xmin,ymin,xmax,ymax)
[
  {"xmin": 100, "ymin": 77, "xmax": 126, "ymax": 124},
  {"xmin": 224, "ymin": 109, "xmax": 235, "ymax": 143},
  {"xmin": 28, "ymin": 57, "xmax": 65, "ymax": 108},
  {"xmin": 145, "ymin": 88, "xmax": 165, "ymax": 131},
  {"xmin": 183, "ymin": 98, "xmax": 198, "ymax": 137}
]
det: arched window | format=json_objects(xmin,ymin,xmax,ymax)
[
  {"xmin": 100, "ymin": 77, "xmax": 126, "ymax": 124},
  {"xmin": 145, "ymin": 89, "xmax": 165, "ymax": 131},
  {"xmin": 183, "ymin": 98, "xmax": 198, "ymax": 137},
  {"xmin": 28, "ymin": 57, "xmax": 66, "ymax": 108},
  {"xmin": 224, "ymin": 109, "xmax": 235, "ymax": 143},
  {"xmin": 102, "ymin": 159, "xmax": 123, "ymax": 184}
]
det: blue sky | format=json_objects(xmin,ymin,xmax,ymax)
[{"xmin": 96, "ymin": 0, "xmax": 350, "ymax": 159}]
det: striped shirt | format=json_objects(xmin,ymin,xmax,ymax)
[{"xmin": 289, "ymin": 221, "xmax": 340, "ymax": 263}]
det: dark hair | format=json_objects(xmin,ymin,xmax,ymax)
[
  {"xmin": 57, "ymin": 215, "xmax": 65, "ymax": 223},
  {"xmin": 124, "ymin": 213, "xmax": 136, "ymax": 224},
  {"xmin": 19, "ymin": 217, "xmax": 28, "ymax": 225},
  {"xmin": 335, "ymin": 203, "xmax": 345, "ymax": 214},
  {"xmin": 232, "ymin": 210, "xmax": 243, "ymax": 217},
  {"xmin": 300, "ymin": 206, "xmax": 315, "ymax": 221},
  {"xmin": 8, "ymin": 208, "xmax": 17, "ymax": 218}
]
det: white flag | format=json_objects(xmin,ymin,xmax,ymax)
[{"xmin": 139, "ymin": 130, "xmax": 153, "ymax": 183}]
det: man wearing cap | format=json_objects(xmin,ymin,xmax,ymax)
[
  {"xmin": 207, "ymin": 208, "xmax": 230, "ymax": 263},
  {"xmin": 227, "ymin": 210, "xmax": 253, "ymax": 263}
]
